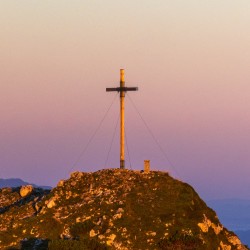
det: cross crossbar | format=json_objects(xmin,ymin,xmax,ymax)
[{"xmin": 106, "ymin": 87, "xmax": 138, "ymax": 92}]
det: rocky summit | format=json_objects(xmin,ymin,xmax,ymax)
[{"xmin": 0, "ymin": 169, "xmax": 248, "ymax": 250}]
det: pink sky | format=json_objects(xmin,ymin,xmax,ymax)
[{"xmin": 0, "ymin": 1, "xmax": 250, "ymax": 200}]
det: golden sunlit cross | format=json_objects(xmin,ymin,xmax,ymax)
[{"xmin": 106, "ymin": 69, "xmax": 138, "ymax": 169}]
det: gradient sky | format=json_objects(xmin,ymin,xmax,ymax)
[{"xmin": 0, "ymin": 1, "xmax": 250, "ymax": 200}]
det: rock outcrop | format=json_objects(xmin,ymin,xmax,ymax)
[
  {"xmin": 0, "ymin": 169, "xmax": 248, "ymax": 250},
  {"xmin": 20, "ymin": 185, "xmax": 33, "ymax": 197}
]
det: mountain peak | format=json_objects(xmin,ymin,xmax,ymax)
[{"xmin": 0, "ymin": 169, "xmax": 248, "ymax": 249}]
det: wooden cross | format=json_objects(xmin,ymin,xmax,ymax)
[{"xmin": 106, "ymin": 69, "xmax": 138, "ymax": 169}]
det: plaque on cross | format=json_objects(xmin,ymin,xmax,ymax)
[{"xmin": 106, "ymin": 69, "xmax": 138, "ymax": 169}]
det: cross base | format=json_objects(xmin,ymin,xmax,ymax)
[{"xmin": 120, "ymin": 160, "xmax": 125, "ymax": 169}]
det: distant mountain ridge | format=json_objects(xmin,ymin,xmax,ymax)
[
  {"xmin": 0, "ymin": 178, "xmax": 51, "ymax": 190},
  {"xmin": 207, "ymin": 199, "xmax": 250, "ymax": 231},
  {"xmin": 207, "ymin": 199, "xmax": 250, "ymax": 247}
]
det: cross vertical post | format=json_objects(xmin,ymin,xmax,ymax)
[
  {"xmin": 120, "ymin": 69, "xmax": 125, "ymax": 169},
  {"xmin": 106, "ymin": 69, "xmax": 138, "ymax": 169}
]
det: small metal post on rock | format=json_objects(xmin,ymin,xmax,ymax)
[{"xmin": 106, "ymin": 69, "xmax": 138, "ymax": 169}]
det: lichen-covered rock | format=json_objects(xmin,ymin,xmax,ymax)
[
  {"xmin": 106, "ymin": 234, "xmax": 116, "ymax": 246},
  {"xmin": 89, "ymin": 229, "xmax": 98, "ymax": 237},
  {"xmin": 198, "ymin": 214, "xmax": 223, "ymax": 235}
]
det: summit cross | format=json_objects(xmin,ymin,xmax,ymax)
[{"xmin": 106, "ymin": 69, "xmax": 138, "ymax": 169}]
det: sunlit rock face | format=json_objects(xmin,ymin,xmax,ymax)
[{"xmin": 0, "ymin": 169, "xmax": 248, "ymax": 250}]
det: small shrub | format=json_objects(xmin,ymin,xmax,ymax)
[
  {"xmin": 86, "ymin": 238, "xmax": 109, "ymax": 250},
  {"xmin": 48, "ymin": 239, "xmax": 108, "ymax": 250},
  {"xmin": 20, "ymin": 238, "xmax": 48, "ymax": 250},
  {"xmin": 0, "ymin": 231, "xmax": 17, "ymax": 246},
  {"xmin": 70, "ymin": 221, "xmax": 95, "ymax": 238},
  {"xmin": 42, "ymin": 217, "xmax": 63, "ymax": 239},
  {"xmin": 99, "ymin": 220, "xmax": 109, "ymax": 235},
  {"xmin": 158, "ymin": 231, "xmax": 203, "ymax": 250},
  {"xmin": 48, "ymin": 239, "xmax": 88, "ymax": 250}
]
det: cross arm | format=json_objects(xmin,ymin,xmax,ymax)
[
  {"xmin": 106, "ymin": 87, "xmax": 138, "ymax": 92},
  {"xmin": 106, "ymin": 87, "xmax": 120, "ymax": 92},
  {"xmin": 124, "ymin": 87, "xmax": 138, "ymax": 91}
]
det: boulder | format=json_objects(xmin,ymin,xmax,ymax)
[
  {"xmin": 20, "ymin": 185, "xmax": 33, "ymax": 197},
  {"xmin": 57, "ymin": 180, "xmax": 64, "ymax": 187},
  {"xmin": 70, "ymin": 171, "xmax": 84, "ymax": 179}
]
